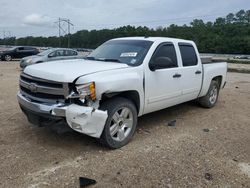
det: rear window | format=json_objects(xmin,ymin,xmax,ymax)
[
  {"xmin": 179, "ymin": 44, "xmax": 198, "ymax": 66},
  {"xmin": 65, "ymin": 50, "xmax": 78, "ymax": 56},
  {"xmin": 24, "ymin": 47, "xmax": 36, "ymax": 50}
]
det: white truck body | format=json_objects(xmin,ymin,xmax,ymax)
[{"xmin": 17, "ymin": 37, "xmax": 227, "ymax": 147}]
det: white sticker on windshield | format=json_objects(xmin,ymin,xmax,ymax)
[{"xmin": 120, "ymin": 52, "xmax": 138, "ymax": 57}]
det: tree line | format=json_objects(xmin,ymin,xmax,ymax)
[{"xmin": 1, "ymin": 9, "xmax": 250, "ymax": 54}]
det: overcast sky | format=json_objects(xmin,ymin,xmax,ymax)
[{"xmin": 0, "ymin": 0, "xmax": 250, "ymax": 38}]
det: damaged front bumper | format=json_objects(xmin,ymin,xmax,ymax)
[{"xmin": 17, "ymin": 92, "xmax": 108, "ymax": 138}]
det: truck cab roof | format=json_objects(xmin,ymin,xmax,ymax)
[{"xmin": 111, "ymin": 36, "xmax": 194, "ymax": 44}]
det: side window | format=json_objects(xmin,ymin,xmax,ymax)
[
  {"xmin": 18, "ymin": 47, "xmax": 24, "ymax": 51},
  {"xmin": 179, "ymin": 44, "xmax": 198, "ymax": 66},
  {"xmin": 72, "ymin": 51, "xmax": 78, "ymax": 55},
  {"xmin": 65, "ymin": 50, "xmax": 77, "ymax": 56},
  {"xmin": 56, "ymin": 50, "xmax": 64, "ymax": 56},
  {"xmin": 152, "ymin": 43, "xmax": 178, "ymax": 68},
  {"xmin": 49, "ymin": 51, "xmax": 57, "ymax": 57},
  {"xmin": 23, "ymin": 47, "xmax": 34, "ymax": 51}
]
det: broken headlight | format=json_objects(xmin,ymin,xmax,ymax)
[{"xmin": 68, "ymin": 82, "xmax": 96, "ymax": 101}]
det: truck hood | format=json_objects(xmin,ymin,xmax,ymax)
[{"xmin": 24, "ymin": 59, "xmax": 129, "ymax": 82}]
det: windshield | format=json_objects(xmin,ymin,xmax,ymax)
[
  {"xmin": 87, "ymin": 40, "xmax": 153, "ymax": 66},
  {"xmin": 37, "ymin": 48, "xmax": 55, "ymax": 56}
]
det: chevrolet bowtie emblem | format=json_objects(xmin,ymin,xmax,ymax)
[{"xmin": 28, "ymin": 83, "xmax": 38, "ymax": 93}]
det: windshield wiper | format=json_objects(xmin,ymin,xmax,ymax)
[
  {"xmin": 85, "ymin": 56, "xmax": 96, "ymax": 60},
  {"xmin": 85, "ymin": 57, "xmax": 121, "ymax": 63},
  {"xmin": 96, "ymin": 58, "xmax": 120, "ymax": 63}
]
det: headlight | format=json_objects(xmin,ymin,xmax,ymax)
[
  {"xmin": 75, "ymin": 82, "xmax": 96, "ymax": 100},
  {"xmin": 26, "ymin": 59, "xmax": 32, "ymax": 63}
]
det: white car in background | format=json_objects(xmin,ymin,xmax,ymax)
[{"xmin": 20, "ymin": 48, "xmax": 79, "ymax": 68}]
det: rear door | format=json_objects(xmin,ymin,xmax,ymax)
[
  {"xmin": 63, "ymin": 50, "xmax": 78, "ymax": 59},
  {"xmin": 144, "ymin": 42, "xmax": 183, "ymax": 114},
  {"xmin": 23, "ymin": 47, "xmax": 35, "ymax": 57},
  {"xmin": 178, "ymin": 43, "xmax": 202, "ymax": 101}
]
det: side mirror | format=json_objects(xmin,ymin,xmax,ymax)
[{"xmin": 149, "ymin": 57, "xmax": 175, "ymax": 71}]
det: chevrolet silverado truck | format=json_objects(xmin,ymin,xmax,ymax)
[{"xmin": 17, "ymin": 37, "xmax": 227, "ymax": 149}]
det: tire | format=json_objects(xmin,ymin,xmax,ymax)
[
  {"xmin": 198, "ymin": 80, "xmax": 220, "ymax": 108},
  {"xmin": 4, "ymin": 55, "xmax": 12, "ymax": 61},
  {"xmin": 99, "ymin": 97, "xmax": 138, "ymax": 149}
]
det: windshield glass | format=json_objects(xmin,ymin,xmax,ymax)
[
  {"xmin": 37, "ymin": 48, "xmax": 55, "ymax": 56},
  {"xmin": 87, "ymin": 40, "xmax": 153, "ymax": 66}
]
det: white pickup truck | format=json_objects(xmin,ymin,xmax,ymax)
[{"xmin": 17, "ymin": 37, "xmax": 227, "ymax": 148}]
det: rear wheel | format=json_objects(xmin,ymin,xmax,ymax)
[
  {"xmin": 198, "ymin": 80, "xmax": 220, "ymax": 108},
  {"xmin": 4, "ymin": 55, "xmax": 12, "ymax": 61},
  {"xmin": 99, "ymin": 97, "xmax": 137, "ymax": 149}
]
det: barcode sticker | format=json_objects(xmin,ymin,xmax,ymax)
[{"xmin": 120, "ymin": 52, "xmax": 138, "ymax": 57}]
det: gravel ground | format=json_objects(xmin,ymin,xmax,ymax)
[{"xmin": 0, "ymin": 61, "xmax": 250, "ymax": 188}]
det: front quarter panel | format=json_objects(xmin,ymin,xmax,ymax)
[{"xmin": 75, "ymin": 66, "xmax": 144, "ymax": 115}]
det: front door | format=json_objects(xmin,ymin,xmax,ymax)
[{"xmin": 144, "ymin": 43, "xmax": 183, "ymax": 114}]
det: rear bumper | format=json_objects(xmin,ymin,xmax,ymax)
[{"xmin": 17, "ymin": 92, "xmax": 108, "ymax": 138}]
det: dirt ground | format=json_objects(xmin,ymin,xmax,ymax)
[{"xmin": 0, "ymin": 61, "xmax": 250, "ymax": 188}]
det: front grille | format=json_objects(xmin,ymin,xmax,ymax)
[
  {"xmin": 19, "ymin": 73, "xmax": 69, "ymax": 103},
  {"xmin": 20, "ymin": 74, "xmax": 62, "ymax": 88}
]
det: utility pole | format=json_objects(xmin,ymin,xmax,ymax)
[
  {"xmin": 58, "ymin": 18, "xmax": 61, "ymax": 47},
  {"xmin": 55, "ymin": 18, "xmax": 73, "ymax": 48},
  {"xmin": 3, "ymin": 30, "xmax": 6, "ymax": 45},
  {"xmin": 67, "ymin": 19, "xmax": 71, "ymax": 48}
]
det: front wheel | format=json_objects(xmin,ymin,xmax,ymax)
[
  {"xmin": 198, "ymin": 80, "xmax": 220, "ymax": 108},
  {"xmin": 4, "ymin": 55, "xmax": 12, "ymax": 61},
  {"xmin": 99, "ymin": 97, "xmax": 138, "ymax": 149}
]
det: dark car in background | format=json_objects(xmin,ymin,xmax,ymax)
[{"xmin": 0, "ymin": 46, "xmax": 39, "ymax": 61}]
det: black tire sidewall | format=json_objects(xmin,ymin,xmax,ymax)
[
  {"xmin": 100, "ymin": 97, "xmax": 138, "ymax": 149},
  {"xmin": 200, "ymin": 80, "xmax": 220, "ymax": 108}
]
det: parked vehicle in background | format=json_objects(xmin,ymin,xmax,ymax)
[
  {"xmin": 233, "ymin": 55, "xmax": 249, "ymax": 59},
  {"xmin": 0, "ymin": 46, "xmax": 39, "ymax": 61},
  {"xmin": 20, "ymin": 48, "xmax": 79, "ymax": 68},
  {"xmin": 17, "ymin": 37, "xmax": 227, "ymax": 149}
]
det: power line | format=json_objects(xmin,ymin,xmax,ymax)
[{"xmin": 74, "ymin": 10, "xmax": 240, "ymax": 29}]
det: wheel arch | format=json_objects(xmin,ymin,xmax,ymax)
[
  {"xmin": 212, "ymin": 75, "xmax": 223, "ymax": 88},
  {"xmin": 100, "ymin": 90, "xmax": 140, "ymax": 114}
]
